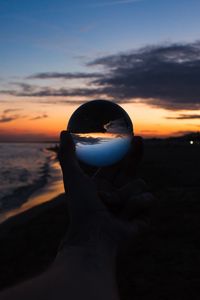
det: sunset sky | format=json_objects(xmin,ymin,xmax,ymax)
[{"xmin": 0, "ymin": 0, "xmax": 200, "ymax": 141}]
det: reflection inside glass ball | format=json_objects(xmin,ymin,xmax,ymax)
[{"xmin": 67, "ymin": 100, "xmax": 133, "ymax": 167}]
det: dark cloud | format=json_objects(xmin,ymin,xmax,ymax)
[
  {"xmin": 0, "ymin": 116, "xmax": 19, "ymax": 123},
  {"xmin": 89, "ymin": 41, "xmax": 200, "ymax": 110},
  {"xmin": 36, "ymin": 98, "xmax": 122, "ymax": 106},
  {"xmin": 166, "ymin": 114, "xmax": 200, "ymax": 120},
  {"xmin": 73, "ymin": 134, "xmax": 101, "ymax": 145},
  {"xmin": 27, "ymin": 72, "xmax": 103, "ymax": 80},
  {"xmin": 55, "ymin": 99, "xmax": 88, "ymax": 105},
  {"xmin": 1, "ymin": 41, "xmax": 200, "ymax": 110},
  {"xmin": 11, "ymin": 82, "xmax": 37, "ymax": 92},
  {"xmin": 0, "ymin": 108, "xmax": 48, "ymax": 122},
  {"xmin": 0, "ymin": 83, "xmax": 39, "ymax": 96},
  {"xmin": 30, "ymin": 114, "xmax": 48, "ymax": 120},
  {"xmin": 3, "ymin": 108, "xmax": 21, "ymax": 114},
  {"xmin": 0, "ymin": 86, "xmax": 102, "ymax": 97},
  {"xmin": 0, "ymin": 109, "xmax": 25, "ymax": 123},
  {"xmin": 104, "ymin": 118, "xmax": 130, "ymax": 133},
  {"xmin": 0, "ymin": 114, "xmax": 21, "ymax": 123}
]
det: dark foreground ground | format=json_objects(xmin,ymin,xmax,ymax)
[{"xmin": 0, "ymin": 143, "xmax": 200, "ymax": 300}]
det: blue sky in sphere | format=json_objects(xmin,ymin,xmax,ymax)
[{"xmin": 76, "ymin": 136, "xmax": 131, "ymax": 166}]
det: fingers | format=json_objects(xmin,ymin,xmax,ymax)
[
  {"xmin": 111, "ymin": 190, "xmax": 155, "ymax": 246},
  {"xmin": 98, "ymin": 191, "xmax": 122, "ymax": 213},
  {"xmin": 119, "ymin": 218, "xmax": 149, "ymax": 239},
  {"xmin": 102, "ymin": 178, "xmax": 148, "ymax": 214},
  {"xmin": 118, "ymin": 178, "xmax": 147, "ymax": 201},
  {"xmin": 92, "ymin": 136, "xmax": 143, "ymax": 190},
  {"xmin": 111, "ymin": 136, "xmax": 144, "ymax": 187},
  {"xmin": 121, "ymin": 192, "xmax": 156, "ymax": 220},
  {"xmin": 109, "ymin": 217, "xmax": 149, "ymax": 246}
]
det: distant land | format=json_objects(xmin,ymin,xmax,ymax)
[{"xmin": 145, "ymin": 132, "xmax": 200, "ymax": 144}]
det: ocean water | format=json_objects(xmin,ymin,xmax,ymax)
[{"xmin": 0, "ymin": 143, "xmax": 56, "ymax": 212}]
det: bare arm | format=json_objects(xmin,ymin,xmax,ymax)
[
  {"xmin": 0, "ymin": 244, "xmax": 119, "ymax": 300},
  {"xmin": 0, "ymin": 131, "xmax": 153, "ymax": 300},
  {"xmin": 0, "ymin": 132, "xmax": 120, "ymax": 300}
]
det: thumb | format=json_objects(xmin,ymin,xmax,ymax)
[{"xmin": 58, "ymin": 130, "xmax": 76, "ymax": 170}]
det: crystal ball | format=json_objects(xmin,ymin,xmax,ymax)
[{"xmin": 67, "ymin": 100, "xmax": 133, "ymax": 167}]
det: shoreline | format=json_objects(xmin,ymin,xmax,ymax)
[
  {"xmin": 0, "ymin": 143, "xmax": 199, "ymax": 298},
  {"xmin": 0, "ymin": 156, "xmax": 64, "ymax": 224},
  {"xmin": 0, "ymin": 192, "xmax": 66, "ymax": 238},
  {"xmin": 0, "ymin": 192, "xmax": 69, "ymax": 291},
  {"xmin": 1, "ymin": 183, "xmax": 200, "ymax": 299}
]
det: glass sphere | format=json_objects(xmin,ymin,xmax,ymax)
[{"xmin": 67, "ymin": 100, "xmax": 133, "ymax": 167}]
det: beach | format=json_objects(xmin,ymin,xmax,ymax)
[
  {"xmin": 0, "ymin": 142, "xmax": 200, "ymax": 299},
  {"xmin": 0, "ymin": 143, "xmax": 64, "ymax": 222},
  {"xmin": 0, "ymin": 159, "xmax": 64, "ymax": 224}
]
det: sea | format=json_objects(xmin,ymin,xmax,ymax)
[{"xmin": 0, "ymin": 143, "xmax": 63, "ymax": 222}]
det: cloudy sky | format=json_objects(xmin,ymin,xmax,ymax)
[{"xmin": 0, "ymin": 0, "xmax": 200, "ymax": 141}]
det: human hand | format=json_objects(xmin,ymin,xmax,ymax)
[{"xmin": 58, "ymin": 131, "xmax": 154, "ymax": 250}]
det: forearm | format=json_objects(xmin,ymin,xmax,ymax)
[
  {"xmin": 54, "ymin": 244, "xmax": 120, "ymax": 300},
  {"xmin": 0, "ymin": 244, "xmax": 120, "ymax": 300}
]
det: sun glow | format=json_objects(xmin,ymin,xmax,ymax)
[{"xmin": 0, "ymin": 100, "xmax": 199, "ymax": 141}]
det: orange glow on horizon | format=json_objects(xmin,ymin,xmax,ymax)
[{"xmin": 0, "ymin": 101, "xmax": 199, "ymax": 141}]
